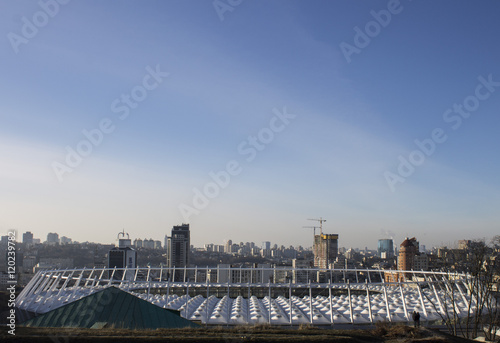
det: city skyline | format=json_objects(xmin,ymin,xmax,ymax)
[
  {"xmin": 10, "ymin": 228, "xmax": 495, "ymax": 252},
  {"xmin": 1, "ymin": 1, "xmax": 500, "ymax": 249}
]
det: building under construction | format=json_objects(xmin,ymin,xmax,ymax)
[{"xmin": 313, "ymin": 233, "xmax": 339, "ymax": 269}]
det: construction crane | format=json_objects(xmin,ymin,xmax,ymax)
[
  {"xmin": 303, "ymin": 226, "xmax": 320, "ymax": 236},
  {"xmin": 308, "ymin": 217, "xmax": 326, "ymax": 235}
]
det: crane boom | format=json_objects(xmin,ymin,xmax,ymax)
[
  {"xmin": 303, "ymin": 226, "xmax": 319, "ymax": 236},
  {"xmin": 308, "ymin": 217, "xmax": 326, "ymax": 235}
]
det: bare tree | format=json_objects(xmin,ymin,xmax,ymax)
[
  {"xmin": 422, "ymin": 238, "xmax": 499, "ymax": 340},
  {"xmin": 420, "ymin": 260, "xmax": 468, "ymax": 337}
]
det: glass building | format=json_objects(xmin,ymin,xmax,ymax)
[{"xmin": 377, "ymin": 239, "xmax": 394, "ymax": 259}]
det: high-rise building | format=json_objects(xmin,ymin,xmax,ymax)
[
  {"xmin": 313, "ymin": 234, "xmax": 339, "ymax": 268},
  {"xmin": 108, "ymin": 248, "xmax": 137, "ymax": 280},
  {"xmin": 413, "ymin": 254, "xmax": 429, "ymax": 271},
  {"xmin": 23, "ymin": 231, "xmax": 34, "ymax": 245},
  {"xmin": 46, "ymin": 232, "xmax": 59, "ymax": 245},
  {"xmin": 386, "ymin": 237, "xmax": 428, "ymax": 281},
  {"xmin": 1, "ymin": 236, "xmax": 9, "ymax": 246},
  {"xmin": 165, "ymin": 224, "xmax": 190, "ymax": 270},
  {"xmin": 261, "ymin": 241, "xmax": 271, "ymax": 258},
  {"xmin": 108, "ymin": 231, "xmax": 137, "ymax": 280},
  {"xmin": 60, "ymin": 236, "xmax": 72, "ymax": 244},
  {"xmin": 143, "ymin": 239, "xmax": 155, "ymax": 249},
  {"xmin": 134, "ymin": 238, "xmax": 143, "ymax": 248},
  {"xmin": 292, "ymin": 259, "xmax": 312, "ymax": 283},
  {"xmin": 225, "ymin": 239, "xmax": 233, "ymax": 253},
  {"xmin": 377, "ymin": 239, "xmax": 394, "ymax": 259},
  {"xmin": 115, "ymin": 231, "xmax": 131, "ymax": 248},
  {"xmin": 398, "ymin": 237, "xmax": 419, "ymax": 271}
]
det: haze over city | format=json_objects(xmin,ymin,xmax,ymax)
[{"xmin": 1, "ymin": 1, "xmax": 500, "ymax": 250}]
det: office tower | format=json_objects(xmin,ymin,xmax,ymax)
[
  {"xmin": 313, "ymin": 234, "xmax": 339, "ymax": 268},
  {"xmin": 23, "ymin": 231, "xmax": 34, "ymax": 245},
  {"xmin": 165, "ymin": 224, "xmax": 190, "ymax": 269},
  {"xmin": 108, "ymin": 248, "xmax": 137, "ymax": 280},
  {"xmin": 108, "ymin": 231, "xmax": 137, "ymax": 280},
  {"xmin": 378, "ymin": 239, "xmax": 394, "ymax": 259},
  {"xmin": 46, "ymin": 232, "xmax": 59, "ymax": 244}
]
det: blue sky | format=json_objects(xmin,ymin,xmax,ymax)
[{"xmin": 1, "ymin": 0, "xmax": 499, "ymax": 250}]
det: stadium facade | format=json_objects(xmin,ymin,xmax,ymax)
[{"xmin": 17, "ymin": 266, "xmax": 478, "ymax": 326}]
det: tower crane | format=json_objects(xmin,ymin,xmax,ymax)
[
  {"xmin": 308, "ymin": 217, "xmax": 326, "ymax": 235},
  {"xmin": 303, "ymin": 226, "xmax": 320, "ymax": 237}
]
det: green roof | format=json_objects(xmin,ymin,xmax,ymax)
[{"xmin": 21, "ymin": 286, "xmax": 199, "ymax": 329}]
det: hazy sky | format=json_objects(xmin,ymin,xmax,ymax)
[{"xmin": 1, "ymin": 0, "xmax": 499, "ymax": 250}]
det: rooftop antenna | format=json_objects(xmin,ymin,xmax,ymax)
[
  {"xmin": 117, "ymin": 230, "xmax": 129, "ymax": 239},
  {"xmin": 308, "ymin": 217, "xmax": 326, "ymax": 235}
]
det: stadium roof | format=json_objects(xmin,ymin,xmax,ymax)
[{"xmin": 21, "ymin": 286, "xmax": 199, "ymax": 329}]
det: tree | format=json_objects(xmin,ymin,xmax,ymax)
[{"xmin": 422, "ymin": 238, "xmax": 499, "ymax": 339}]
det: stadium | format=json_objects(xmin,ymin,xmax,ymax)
[{"xmin": 16, "ymin": 266, "xmax": 475, "ymax": 326}]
